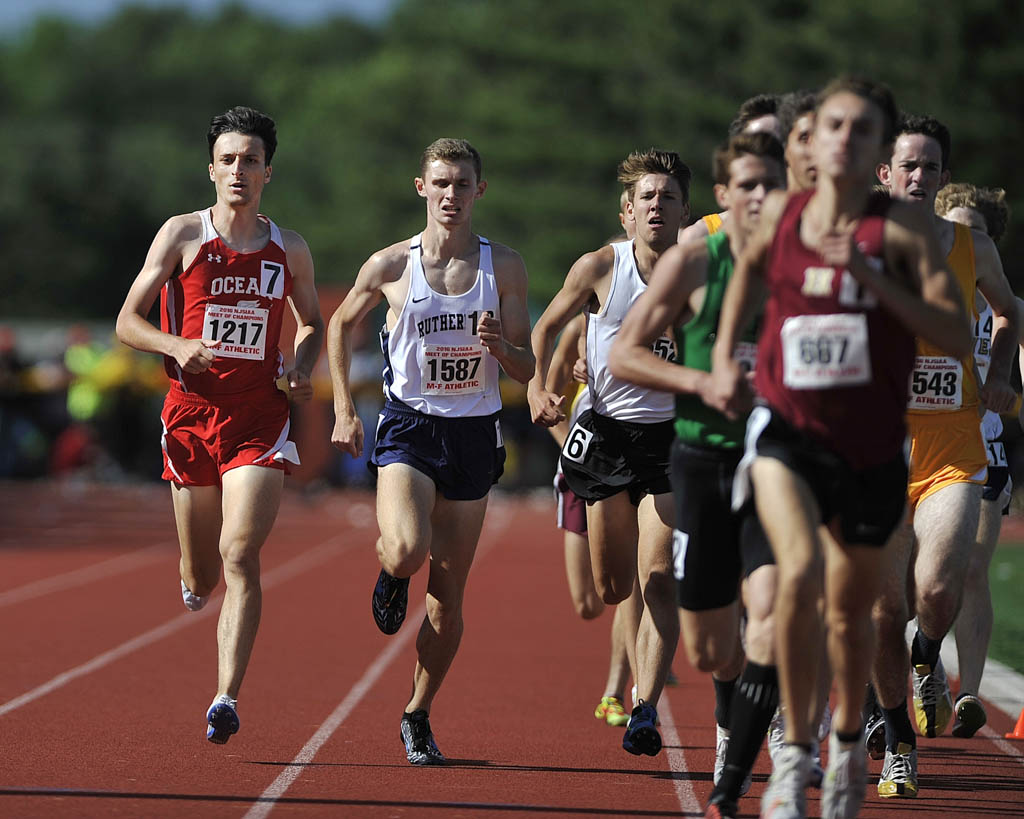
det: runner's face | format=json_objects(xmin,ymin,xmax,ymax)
[
  {"xmin": 883, "ymin": 133, "xmax": 947, "ymax": 210},
  {"xmin": 813, "ymin": 92, "xmax": 887, "ymax": 184},
  {"xmin": 943, "ymin": 205, "xmax": 987, "ymax": 234},
  {"xmin": 208, "ymin": 132, "xmax": 270, "ymax": 206},
  {"xmin": 627, "ymin": 173, "xmax": 686, "ymax": 250},
  {"xmin": 785, "ymin": 112, "xmax": 817, "ymax": 191},
  {"xmin": 723, "ymin": 155, "xmax": 785, "ymax": 235},
  {"xmin": 416, "ymin": 159, "xmax": 484, "ymax": 226}
]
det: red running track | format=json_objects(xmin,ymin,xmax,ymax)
[{"xmin": 0, "ymin": 480, "xmax": 1022, "ymax": 817}]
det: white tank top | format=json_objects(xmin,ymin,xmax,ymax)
[
  {"xmin": 381, "ymin": 234, "xmax": 502, "ymax": 417},
  {"xmin": 586, "ymin": 240, "xmax": 675, "ymax": 422}
]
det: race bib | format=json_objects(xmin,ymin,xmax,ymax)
[
  {"xmin": 907, "ymin": 356, "xmax": 962, "ymax": 410},
  {"xmin": 780, "ymin": 313, "xmax": 871, "ymax": 389},
  {"xmin": 422, "ymin": 343, "xmax": 486, "ymax": 395},
  {"xmin": 202, "ymin": 303, "xmax": 268, "ymax": 360},
  {"xmin": 651, "ymin": 336, "xmax": 676, "ymax": 362},
  {"xmin": 562, "ymin": 417, "xmax": 595, "ymax": 465},
  {"xmin": 987, "ymin": 440, "xmax": 1008, "ymax": 468}
]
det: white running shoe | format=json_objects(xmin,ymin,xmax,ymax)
[
  {"xmin": 912, "ymin": 657, "xmax": 953, "ymax": 737},
  {"xmin": 767, "ymin": 707, "xmax": 786, "ymax": 765},
  {"xmin": 762, "ymin": 743, "xmax": 811, "ymax": 818},
  {"xmin": 821, "ymin": 731, "xmax": 867, "ymax": 819},
  {"xmin": 714, "ymin": 725, "xmax": 752, "ymax": 796},
  {"xmin": 181, "ymin": 579, "xmax": 207, "ymax": 612}
]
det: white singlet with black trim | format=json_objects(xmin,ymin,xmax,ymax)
[
  {"xmin": 381, "ymin": 233, "xmax": 502, "ymax": 417},
  {"xmin": 586, "ymin": 240, "xmax": 674, "ymax": 422}
]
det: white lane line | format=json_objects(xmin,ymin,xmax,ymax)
[
  {"xmin": 243, "ymin": 603, "xmax": 426, "ymax": 819},
  {"xmin": 0, "ymin": 534, "xmax": 350, "ymax": 718},
  {"xmin": 0, "ymin": 544, "xmax": 171, "ymax": 607},
  {"xmin": 978, "ymin": 725, "xmax": 1024, "ymax": 764},
  {"xmin": 656, "ymin": 691, "xmax": 703, "ymax": 816}
]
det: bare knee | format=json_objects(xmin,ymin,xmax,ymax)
[
  {"xmin": 425, "ymin": 595, "xmax": 463, "ymax": 635},
  {"xmin": 378, "ymin": 533, "xmax": 428, "ymax": 577},
  {"xmin": 574, "ymin": 594, "xmax": 605, "ymax": 620},
  {"xmin": 595, "ymin": 572, "xmax": 632, "ymax": 605},
  {"xmin": 744, "ymin": 612, "xmax": 775, "ymax": 664},
  {"xmin": 220, "ymin": 541, "xmax": 260, "ymax": 585}
]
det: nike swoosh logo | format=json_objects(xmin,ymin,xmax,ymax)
[{"xmin": 412, "ymin": 295, "xmax": 429, "ymax": 303}]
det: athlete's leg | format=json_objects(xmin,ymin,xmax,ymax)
[
  {"xmin": 215, "ymin": 464, "xmax": 284, "ymax": 699},
  {"xmin": 954, "ymin": 496, "xmax": 1001, "ymax": 696},
  {"xmin": 633, "ymin": 491, "xmax": 679, "ymax": 706},
  {"xmin": 405, "ymin": 492, "xmax": 489, "ymax": 714},
  {"xmin": 375, "ymin": 463, "xmax": 437, "ymax": 578},
  {"xmin": 170, "ymin": 483, "xmax": 223, "ymax": 597},
  {"xmin": 750, "ymin": 456, "xmax": 823, "ymax": 746},
  {"xmin": 679, "ymin": 601, "xmax": 742, "ymax": 672},
  {"xmin": 604, "ymin": 603, "xmax": 632, "ymax": 698},
  {"xmin": 563, "ymin": 529, "xmax": 604, "ymax": 620},
  {"xmin": 870, "ymin": 521, "xmax": 914, "ymax": 711},
  {"xmin": 586, "ymin": 492, "xmax": 640, "ymax": 604}
]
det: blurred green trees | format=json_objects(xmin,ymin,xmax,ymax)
[{"xmin": 1, "ymin": 0, "xmax": 1021, "ymax": 318}]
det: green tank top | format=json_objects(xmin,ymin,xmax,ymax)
[{"xmin": 673, "ymin": 231, "xmax": 756, "ymax": 449}]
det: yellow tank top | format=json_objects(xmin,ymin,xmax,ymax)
[
  {"xmin": 908, "ymin": 222, "xmax": 979, "ymax": 414},
  {"xmin": 702, "ymin": 212, "xmax": 724, "ymax": 235}
]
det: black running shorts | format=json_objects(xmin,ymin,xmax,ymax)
[
  {"xmin": 671, "ymin": 439, "xmax": 774, "ymax": 611},
  {"xmin": 559, "ymin": 409, "xmax": 673, "ymax": 506}
]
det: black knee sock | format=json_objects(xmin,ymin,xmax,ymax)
[
  {"xmin": 911, "ymin": 627, "xmax": 942, "ymax": 670},
  {"xmin": 883, "ymin": 700, "xmax": 916, "ymax": 752},
  {"xmin": 713, "ymin": 674, "xmax": 738, "ymax": 729},
  {"xmin": 717, "ymin": 661, "xmax": 779, "ymax": 800}
]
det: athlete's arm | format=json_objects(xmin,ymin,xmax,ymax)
[
  {"xmin": 528, "ymin": 247, "xmax": 611, "ymax": 427},
  {"xmin": 483, "ymin": 245, "xmax": 535, "ymax": 384},
  {"xmin": 973, "ymin": 229, "xmax": 1018, "ymax": 413},
  {"xmin": 608, "ymin": 241, "xmax": 708, "ymax": 395},
  {"xmin": 678, "ymin": 214, "xmax": 713, "ymax": 245},
  {"xmin": 282, "ymin": 230, "xmax": 324, "ymax": 403},
  {"xmin": 867, "ymin": 202, "xmax": 972, "ymax": 358},
  {"xmin": 328, "ymin": 247, "xmax": 403, "ymax": 457},
  {"xmin": 115, "ymin": 214, "xmax": 220, "ymax": 374},
  {"xmin": 544, "ymin": 315, "xmax": 586, "ymax": 448}
]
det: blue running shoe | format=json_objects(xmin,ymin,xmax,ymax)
[
  {"xmin": 400, "ymin": 710, "xmax": 446, "ymax": 765},
  {"xmin": 206, "ymin": 698, "xmax": 239, "ymax": 745},
  {"xmin": 622, "ymin": 699, "xmax": 662, "ymax": 756},
  {"xmin": 372, "ymin": 569, "xmax": 410, "ymax": 635}
]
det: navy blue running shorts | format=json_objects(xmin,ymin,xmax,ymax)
[
  {"xmin": 369, "ymin": 400, "xmax": 505, "ymax": 501},
  {"xmin": 748, "ymin": 406, "xmax": 907, "ymax": 547},
  {"xmin": 671, "ymin": 438, "xmax": 773, "ymax": 611}
]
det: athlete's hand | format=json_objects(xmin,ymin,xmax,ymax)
[
  {"xmin": 175, "ymin": 338, "xmax": 220, "ymax": 373},
  {"xmin": 705, "ymin": 358, "xmax": 751, "ymax": 420},
  {"xmin": 527, "ymin": 381, "xmax": 566, "ymax": 427},
  {"xmin": 282, "ymin": 369, "xmax": 314, "ymax": 402},
  {"xmin": 572, "ymin": 356, "xmax": 588, "ymax": 384},
  {"xmin": 980, "ymin": 379, "xmax": 1017, "ymax": 414},
  {"xmin": 331, "ymin": 408, "xmax": 364, "ymax": 458},
  {"xmin": 477, "ymin": 312, "xmax": 506, "ymax": 358},
  {"xmin": 819, "ymin": 229, "xmax": 871, "ymax": 282}
]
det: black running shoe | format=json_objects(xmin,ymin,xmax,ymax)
[
  {"xmin": 864, "ymin": 709, "xmax": 886, "ymax": 761},
  {"xmin": 206, "ymin": 701, "xmax": 239, "ymax": 745},
  {"xmin": 371, "ymin": 569, "xmax": 409, "ymax": 634},
  {"xmin": 704, "ymin": 791, "xmax": 738, "ymax": 819},
  {"xmin": 400, "ymin": 710, "xmax": 446, "ymax": 765},
  {"xmin": 622, "ymin": 699, "xmax": 662, "ymax": 756}
]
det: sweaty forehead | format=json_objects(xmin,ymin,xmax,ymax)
[
  {"xmin": 892, "ymin": 133, "xmax": 941, "ymax": 163},
  {"xmin": 424, "ymin": 158, "xmax": 477, "ymax": 182},
  {"xmin": 635, "ymin": 173, "xmax": 681, "ymax": 195},
  {"xmin": 213, "ymin": 131, "xmax": 266, "ymax": 159}
]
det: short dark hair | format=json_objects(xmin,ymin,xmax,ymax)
[
  {"xmin": 778, "ymin": 90, "xmax": 818, "ymax": 142},
  {"xmin": 816, "ymin": 75, "xmax": 898, "ymax": 146},
  {"xmin": 207, "ymin": 106, "xmax": 277, "ymax": 165},
  {"xmin": 935, "ymin": 182, "xmax": 1010, "ymax": 243},
  {"xmin": 712, "ymin": 132, "xmax": 785, "ymax": 185},
  {"xmin": 420, "ymin": 138, "xmax": 483, "ymax": 182},
  {"xmin": 617, "ymin": 148, "xmax": 692, "ymax": 204},
  {"xmin": 896, "ymin": 113, "xmax": 952, "ymax": 172},
  {"xmin": 728, "ymin": 93, "xmax": 781, "ymax": 137}
]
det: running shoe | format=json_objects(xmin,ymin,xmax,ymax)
[
  {"xmin": 206, "ymin": 697, "xmax": 239, "ymax": 745},
  {"xmin": 400, "ymin": 709, "xmax": 446, "ymax": 765},
  {"xmin": 863, "ymin": 708, "xmax": 886, "ymax": 761},
  {"xmin": 622, "ymin": 699, "xmax": 661, "ymax": 756},
  {"xmin": 912, "ymin": 658, "xmax": 953, "ymax": 737},
  {"xmin": 951, "ymin": 693, "xmax": 987, "ymax": 738},
  {"xmin": 713, "ymin": 725, "xmax": 752, "ymax": 795},
  {"xmin": 181, "ymin": 579, "xmax": 207, "ymax": 612},
  {"xmin": 821, "ymin": 731, "xmax": 867, "ymax": 819},
  {"xmin": 768, "ymin": 708, "xmax": 821, "ymax": 788},
  {"xmin": 595, "ymin": 696, "xmax": 629, "ymax": 727},
  {"xmin": 877, "ymin": 741, "xmax": 917, "ymax": 798},
  {"xmin": 371, "ymin": 568, "xmax": 409, "ymax": 635},
  {"xmin": 761, "ymin": 743, "xmax": 811, "ymax": 819},
  {"xmin": 704, "ymin": 792, "xmax": 737, "ymax": 819}
]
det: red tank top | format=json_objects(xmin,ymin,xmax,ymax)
[
  {"xmin": 160, "ymin": 209, "xmax": 292, "ymax": 397},
  {"xmin": 754, "ymin": 190, "xmax": 915, "ymax": 469}
]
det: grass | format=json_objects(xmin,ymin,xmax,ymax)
[{"xmin": 988, "ymin": 543, "xmax": 1024, "ymax": 675}]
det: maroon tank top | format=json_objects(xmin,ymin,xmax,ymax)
[{"xmin": 754, "ymin": 190, "xmax": 915, "ymax": 469}]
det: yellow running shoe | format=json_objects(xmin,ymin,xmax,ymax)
[
  {"xmin": 877, "ymin": 742, "xmax": 918, "ymax": 798},
  {"xmin": 912, "ymin": 659, "xmax": 953, "ymax": 737},
  {"xmin": 594, "ymin": 696, "xmax": 629, "ymax": 726}
]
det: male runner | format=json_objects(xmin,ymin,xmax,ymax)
[
  {"xmin": 328, "ymin": 138, "xmax": 533, "ymax": 765},
  {"xmin": 529, "ymin": 148, "xmax": 690, "ymax": 756},
  {"xmin": 610, "ymin": 132, "xmax": 786, "ymax": 819},
  {"xmin": 778, "ymin": 90, "xmax": 818, "ymax": 192},
  {"xmin": 707, "ymin": 77, "xmax": 972, "ymax": 818},
  {"xmin": 115, "ymin": 106, "xmax": 324, "ymax": 744},
  {"xmin": 869, "ymin": 117, "xmax": 1017, "ymax": 797}
]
